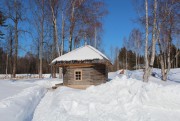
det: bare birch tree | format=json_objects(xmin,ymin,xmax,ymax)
[
  {"xmin": 5, "ymin": 0, "xmax": 24, "ymax": 78},
  {"xmin": 143, "ymin": 0, "xmax": 157, "ymax": 82},
  {"xmin": 60, "ymin": 6, "xmax": 65, "ymax": 55},
  {"xmin": 156, "ymin": 0, "xmax": 179, "ymax": 81},
  {"xmin": 67, "ymin": 0, "xmax": 106, "ymax": 51},
  {"xmin": 68, "ymin": 0, "xmax": 76, "ymax": 52},
  {"xmin": 143, "ymin": 0, "xmax": 149, "ymax": 82},
  {"xmin": 48, "ymin": 0, "xmax": 61, "ymax": 78},
  {"xmin": 49, "ymin": 0, "xmax": 60, "ymax": 56},
  {"xmin": 5, "ymin": 26, "xmax": 14, "ymax": 76},
  {"xmin": 29, "ymin": 0, "xmax": 47, "ymax": 78},
  {"xmin": 39, "ymin": 0, "xmax": 45, "ymax": 78}
]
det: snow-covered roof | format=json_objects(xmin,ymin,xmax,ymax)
[{"xmin": 51, "ymin": 45, "xmax": 110, "ymax": 64}]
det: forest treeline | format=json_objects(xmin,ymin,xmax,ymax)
[
  {"xmin": 110, "ymin": 45, "xmax": 180, "ymax": 71},
  {"xmin": 0, "ymin": 48, "xmax": 50, "ymax": 74}
]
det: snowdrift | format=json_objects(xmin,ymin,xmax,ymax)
[
  {"xmin": 33, "ymin": 75, "xmax": 180, "ymax": 121},
  {"xmin": 0, "ymin": 73, "xmax": 60, "ymax": 79},
  {"xmin": 0, "ymin": 85, "xmax": 47, "ymax": 121}
]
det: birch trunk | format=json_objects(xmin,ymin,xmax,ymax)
[
  {"xmin": 53, "ymin": 19, "xmax": 57, "ymax": 78},
  {"xmin": 6, "ymin": 53, "xmax": 8, "ymax": 75},
  {"xmin": 135, "ymin": 52, "xmax": 137, "ymax": 70},
  {"xmin": 12, "ymin": 18, "xmax": 18, "ymax": 78},
  {"xmin": 147, "ymin": 0, "xmax": 157, "ymax": 77},
  {"xmin": 39, "ymin": 0, "xmax": 45, "ymax": 78},
  {"xmin": 59, "ymin": 9, "xmax": 65, "ymax": 79},
  {"xmin": 69, "ymin": 0, "xmax": 76, "ymax": 52},
  {"xmin": 50, "ymin": 2, "xmax": 60, "ymax": 56},
  {"xmin": 157, "ymin": 22, "xmax": 175, "ymax": 81},
  {"xmin": 157, "ymin": 28, "xmax": 167, "ymax": 81},
  {"xmin": 164, "ymin": 53, "xmax": 167, "ymax": 69},
  {"xmin": 39, "ymin": 40, "xmax": 43, "ymax": 78},
  {"xmin": 143, "ymin": 0, "xmax": 149, "ymax": 82},
  {"xmin": 165, "ymin": 28, "xmax": 172, "ymax": 80},
  {"xmin": 95, "ymin": 27, "xmax": 97, "ymax": 48},
  {"xmin": 8, "ymin": 28, "xmax": 13, "ymax": 76},
  {"xmin": 138, "ymin": 54, "xmax": 140, "ymax": 69},
  {"xmin": 50, "ymin": 0, "xmax": 60, "ymax": 78},
  {"xmin": 176, "ymin": 48, "xmax": 178, "ymax": 68},
  {"xmin": 117, "ymin": 52, "xmax": 119, "ymax": 70},
  {"xmin": 12, "ymin": 0, "xmax": 18, "ymax": 78},
  {"xmin": 61, "ymin": 10, "xmax": 65, "ymax": 55},
  {"xmin": 39, "ymin": 20, "xmax": 43, "ymax": 78}
]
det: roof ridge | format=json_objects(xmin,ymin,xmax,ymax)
[
  {"xmin": 65, "ymin": 45, "xmax": 85, "ymax": 54},
  {"xmin": 86, "ymin": 45, "xmax": 109, "ymax": 60},
  {"xmin": 51, "ymin": 45, "xmax": 110, "ymax": 64}
]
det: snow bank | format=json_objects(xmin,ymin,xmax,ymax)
[
  {"xmin": 33, "ymin": 75, "xmax": 180, "ymax": 121},
  {"xmin": 0, "ymin": 73, "xmax": 60, "ymax": 79},
  {"xmin": 110, "ymin": 68, "xmax": 180, "ymax": 83},
  {"xmin": 152, "ymin": 68, "xmax": 180, "ymax": 83},
  {"xmin": 18, "ymin": 78, "xmax": 63, "ymax": 88},
  {"xmin": 0, "ymin": 85, "xmax": 47, "ymax": 121},
  {"xmin": 0, "ymin": 78, "xmax": 61, "ymax": 121},
  {"xmin": 108, "ymin": 69, "xmax": 125, "ymax": 80},
  {"xmin": 0, "ymin": 80, "xmax": 34, "ymax": 100}
]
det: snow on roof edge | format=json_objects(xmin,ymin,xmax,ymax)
[
  {"xmin": 87, "ymin": 45, "xmax": 110, "ymax": 61},
  {"xmin": 51, "ymin": 45, "xmax": 110, "ymax": 64}
]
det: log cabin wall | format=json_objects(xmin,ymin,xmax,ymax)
[{"xmin": 63, "ymin": 64, "xmax": 107, "ymax": 85}]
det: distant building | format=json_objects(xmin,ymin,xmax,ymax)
[{"xmin": 51, "ymin": 45, "xmax": 111, "ymax": 88}]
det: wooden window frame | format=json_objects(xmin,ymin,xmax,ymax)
[{"xmin": 74, "ymin": 70, "xmax": 82, "ymax": 81}]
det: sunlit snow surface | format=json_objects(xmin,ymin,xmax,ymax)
[
  {"xmin": 51, "ymin": 45, "xmax": 110, "ymax": 64},
  {"xmin": 33, "ymin": 69, "xmax": 180, "ymax": 121},
  {"xmin": 0, "ymin": 78, "xmax": 62, "ymax": 121},
  {"xmin": 0, "ymin": 69, "xmax": 180, "ymax": 121}
]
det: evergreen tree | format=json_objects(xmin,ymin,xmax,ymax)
[{"xmin": 118, "ymin": 47, "xmax": 137, "ymax": 70}]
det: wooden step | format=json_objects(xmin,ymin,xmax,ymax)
[{"xmin": 52, "ymin": 83, "xmax": 63, "ymax": 89}]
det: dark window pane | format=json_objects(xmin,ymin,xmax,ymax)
[{"xmin": 75, "ymin": 71, "xmax": 82, "ymax": 80}]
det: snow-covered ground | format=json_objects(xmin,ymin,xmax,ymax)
[
  {"xmin": 33, "ymin": 68, "xmax": 180, "ymax": 121},
  {"xmin": 0, "ymin": 73, "xmax": 59, "ymax": 79},
  {"xmin": 0, "ymin": 78, "xmax": 62, "ymax": 121},
  {"xmin": 1, "ymin": 69, "xmax": 180, "ymax": 121}
]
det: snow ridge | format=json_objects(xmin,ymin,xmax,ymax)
[
  {"xmin": 33, "ymin": 75, "xmax": 180, "ymax": 121},
  {"xmin": 0, "ymin": 85, "xmax": 47, "ymax": 121}
]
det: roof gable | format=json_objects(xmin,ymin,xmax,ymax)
[{"xmin": 51, "ymin": 45, "xmax": 110, "ymax": 64}]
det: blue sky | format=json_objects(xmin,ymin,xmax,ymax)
[
  {"xmin": 4, "ymin": 0, "xmax": 139, "ymax": 57},
  {"xmin": 102, "ymin": 0, "xmax": 138, "ymax": 57}
]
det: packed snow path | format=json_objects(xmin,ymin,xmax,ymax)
[
  {"xmin": 32, "ymin": 90, "xmax": 54, "ymax": 121},
  {"xmin": 32, "ymin": 75, "xmax": 180, "ymax": 121}
]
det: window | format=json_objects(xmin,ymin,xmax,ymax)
[{"xmin": 74, "ymin": 70, "xmax": 82, "ymax": 81}]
